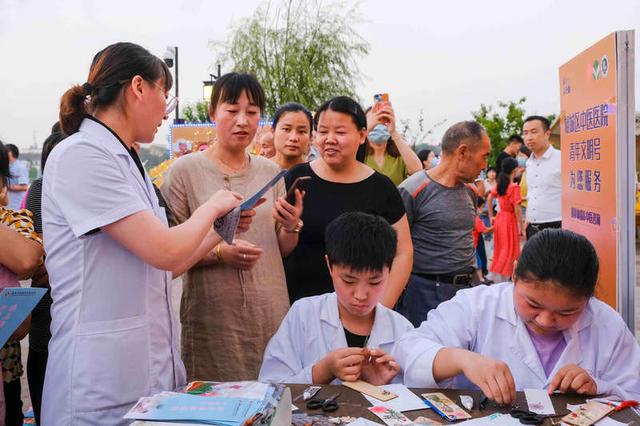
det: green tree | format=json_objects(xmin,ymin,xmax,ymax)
[
  {"xmin": 472, "ymin": 97, "xmax": 527, "ymax": 167},
  {"xmin": 211, "ymin": 0, "xmax": 370, "ymax": 116},
  {"xmin": 183, "ymin": 100, "xmax": 210, "ymax": 123}
]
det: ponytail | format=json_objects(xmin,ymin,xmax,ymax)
[
  {"xmin": 497, "ymin": 157, "xmax": 518, "ymax": 196},
  {"xmin": 59, "ymin": 84, "xmax": 90, "ymax": 135},
  {"xmin": 58, "ymin": 42, "xmax": 172, "ymax": 136}
]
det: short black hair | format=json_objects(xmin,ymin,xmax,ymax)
[
  {"xmin": 477, "ymin": 197, "xmax": 486, "ymax": 208},
  {"xmin": 514, "ymin": 229, "xmax": 599, "ymax": 298},
  {"xmin": 508, "ymin": 134, "xmax": 524, "ymax": 144},
  {"xmin": 6, "ymin": 144, "xmax": 19, "ymax": 159},
  {"xmin": 272, "ymin": 102, "xmax": 313, "ymax": 131},
  {"xmin": 441, "ymin": 121, "xmax": 486, "ymax": 155},
  {"xmin": 417, "ymin": 149, "xmax": 432, "ymax": 162},
  {"xmin": 41, "ymin": 132, "xmax": 66, "ymax": 173},
  {"xmin": 51, "ymin": 121, "xmax": 61, "ymax": 134},
  {"xmin": 325, "ymin": 212, "xmax": 397, "ymax": 273},
  {"xmin": 487, "ymin": 166, "xmax": 496, "ymax": 173},
  {"xmin": 209, "ymin": 72, "xmax": 265, "ymax": 116},
  {"xmin": 519, "ymin": 144, "xmax": 532, "ymax": 157},
  {"xmin": 524, "ymin": 115, "xmax": 551, "ymax": 132}
]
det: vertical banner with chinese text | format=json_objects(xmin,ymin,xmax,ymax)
[{"xmin": 559, "ymin": 31, "xmax": 635, "ymax": 330}]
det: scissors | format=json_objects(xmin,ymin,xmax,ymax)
[
  {"xmin": 306, "ymin": 392, "xmax": 340, "ymax": 413},
  {"xmin": 510, "ymin": 408, "xmax": 564, "ymax": 425}
]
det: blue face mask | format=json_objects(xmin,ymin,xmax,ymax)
[
  {"xmin": 368, "ymin": 124, "xmax": 391, "ymax": 145},
  {"xmin": 431, "ymin": 156, "xmax": 439, "ymax": 167},
  {"xmin": 517, "ymin": 157, "xmax": 527, "ymax": 167}
]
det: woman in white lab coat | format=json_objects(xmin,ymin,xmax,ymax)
[
  {"xmin": 41, "ymin": 42, "xmax": 246, "ymax": 425},
  {"xmin": 396, "ymin": 229, "xmax": 640, "ymax": 404}
]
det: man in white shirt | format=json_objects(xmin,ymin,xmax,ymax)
[{"xmin": 523, "ymin": 116, "xmax": 561, "ymax": 239}]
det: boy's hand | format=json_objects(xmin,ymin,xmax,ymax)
[
  {"xmin": 360, "ymin": 348, "xmax": 400, "ymax": 385},
  {"xmin": 315, "ymin": 348, "xmax": 365, "ymax": 383},
  {"xmin": 457, "ymin": 351, "xmax": 516, "ymax": 406},
  {"xmin": 548, "ymin": 364, "xmax": 597, "ymax": 395}
]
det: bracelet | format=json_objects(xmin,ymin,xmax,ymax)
[
  {"xmin": 214, "ymin": 243, "xmax": 224, "ymax": 263},
  {"xmin": 284, "ymin": 219, "xmax": 304, "ymax": 234}
]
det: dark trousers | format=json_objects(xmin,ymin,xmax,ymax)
[
  {"xmin": 4, "ymin": 379, "xmax": 23, "ymax": 426},
  {"xmin": 476, "ymin": 234, "xmax": 488, "ymax": 276},
  {"xmin": 526, "ymin": 221, "xmax": 562, "ymax": 240},
  {"xmin": 397, "ymin": 273, "xmax": 471, "ymax": 327},
  {"xmin": 27, "ymin": 349, "xmax": 48, "ymax": 425}
]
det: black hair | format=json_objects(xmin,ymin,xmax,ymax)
[
  {"xmin": 441, "ymin": 121, "xmax": 486, "ymax": 155},
  {"xmin": 487, "ymin": 166, "xmax": 496, "ymax": 174},
  {"xmin": 515, "ymin": 228, "xmax": 598, "ymax": 298},
  {"xmin": 524, "ymin": 115, "xmax": 551, "ymax": 132},
  {"xmin": 272, "ymin": 102, "xmax": 313, "ymax": 132},
  {"xmin": 519, "ymin": 144, "xmax": 532, "ymax": 157},
  {"xmin": 477, "ymin": 196, "xmax": 486, "ymax": 208},
  {"xmin": 325, "ymin": 212, "xmax": 397, "ymax": 273},
  {"xmin": 314, "ymin": 96, "xmax": 367, "ymax": 132},
  {"xmin": 508, "ymin": 134, "xmax": 524, "ymax": 144},
  {"xmin": 41, "ymin": 132, "xmax": 67, "ymax": 173},
  {"xmin": 0, "ymin": 142, "xmax": 9, "ymax": 189},
  {"xmin": 51, "ymin": 121, "xmax": 61, "ymax": 134},
  {"xmin": 497, "ymin": 157, "xmax": 518, "ymax": 196},
  {"xmin": 209, "ymin": 72, "xmax": 265, "ymax": 117},
  {"xmin": 5, "ymin": 144, "xmax": 19, "ymax": 159},
  {"xmin": 417, "ymin": 149, "xmax": 432, "ymax": 162},
  {"xmin": 60, "ymin": 42, "xmax": 172, "ymax": 135}
]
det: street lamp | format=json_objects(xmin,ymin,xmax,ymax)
[
  {"xmin": 163, "ymin": 46, "xmax": 180, "ymax": 123},
  {"xmin": 202, "ymin": 64, "xmax": 222, "ymax": 101}
]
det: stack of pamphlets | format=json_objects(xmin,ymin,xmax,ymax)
[{"xmin": 125, "ymin": 381, "xmax": 290, "ymax": 426}]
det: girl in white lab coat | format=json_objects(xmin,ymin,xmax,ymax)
[
  {"xmin": 396, "ymin": 229, "xmax": 640, "ymax": 404},
  {"xmin": 259, "ymin": 212, "xmax": 414, "ymax": 384},
  {"xmin": 41, "ymin": 43, "xmax": 251, "ymax": 425}
]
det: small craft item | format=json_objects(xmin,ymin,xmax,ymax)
[
  {"xmin": 293, "ymin": 385, "xmax": 322, "ymax": 402},
  {"xmin": 421, "ymin": 392, "xmax": 472, "ymax": 422},
  {"xmin": 343, "ymin": 380, "xmax": 397, "ymax": 401},
  {"xmin": 367, "ymin": 406, "xmax": 413, "ymax": 426},
  {"xmin": 307, "ymin": 392, "xmax": 341, "ymax": 413},
  {"xmin": 524, "ymin": 388, "xmax": 555, "ymax": 415},
  {"xmin": 561, "ymin": 401, "xmax": 615, "ymax": 426},
  {"xmin": 459, "ymin": 395, "xmax": 473, "ymax": 411}
]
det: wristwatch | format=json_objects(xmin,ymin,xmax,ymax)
[{"xmin": 284, "ymin": 220, "xmax": 304, "ymax": 233}]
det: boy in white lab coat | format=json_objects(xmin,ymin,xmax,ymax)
[
  {"xmin": 259, "ymin": 212, "xmax": 414, "ymax": 384},
  {"xmin": 395, "ymin": 229, "xmax": 640, "ymax": 404}
]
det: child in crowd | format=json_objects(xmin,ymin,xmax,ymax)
[
  {"xmin": 395, "ymin": 229, "xmax": 640, "ymax": 404},
  {"xmin": 259, "ymin": 212, "xmax": 413, "ymax": 384},
  {"xmin": 487, "ymin": 157, "xmax": 523, "ymax": 282},
  {"xmin": 473, "ymin": 197, "xmax": 493, "ymax": 284}
]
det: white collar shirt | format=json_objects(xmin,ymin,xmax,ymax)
[{"xmin": 525, "ymin": 145, "xmax": 562, "ymax": 223}]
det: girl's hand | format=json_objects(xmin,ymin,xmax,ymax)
[
  {"xmin": 457, "ymin": 351, "xmax": 516, "ymax": 406},
  {"xmin": 548, "ymin": 364, "xmax": 597, "ymax": 395},
  {"xmin": 314, "ymin": 348, "xmax": 366, "ymax": 383}
]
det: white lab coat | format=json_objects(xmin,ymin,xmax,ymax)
[
  {"xmin": 396, "ymin": 282, "xmax": 640, "ymax": 400},
  {"xmin": 41, "ymin": 118, "xmax": 185, "ymax": 425},
  {"xmin": 258, "ymin": 292, "xmax": 414, "ymax": 384}
]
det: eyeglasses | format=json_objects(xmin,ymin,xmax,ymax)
[{"xmin": 149, "ymin": 80, "xmax": 178, "ymax": 115}]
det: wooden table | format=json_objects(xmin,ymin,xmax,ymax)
[{"xmin": 288, "ymin": 384, "xmax": 640, "ymax": 425}]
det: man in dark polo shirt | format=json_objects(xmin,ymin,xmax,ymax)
[
  {"xmin": 398, "ymin": 121, "xmax": 491, "ymax": 326},
  {"xmin": 496, "ymin": 134, "xmax": 523, "ymax": 174}
]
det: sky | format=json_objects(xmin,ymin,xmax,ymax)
[{"xmin": 0, "ymin": 0, "xmax": 638, "ymax": 151}]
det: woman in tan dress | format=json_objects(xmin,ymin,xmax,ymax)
[{"xmin": 162, "ymin": 73, "xmax": 304, "ymax": 381}]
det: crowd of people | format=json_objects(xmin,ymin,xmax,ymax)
[{"xmin": 0, "ymin": 41, "xmax": 638, "ymax": 426}]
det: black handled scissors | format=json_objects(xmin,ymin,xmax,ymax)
[
  {"xmin": 510, "ymin": 409, "xmax": 564, "ymax": 425},
  {"xmin": 306, "ymin": 392, "xmax": 340, "ymax": 412}
]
